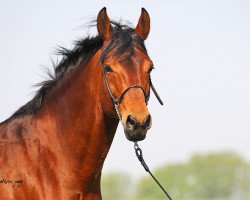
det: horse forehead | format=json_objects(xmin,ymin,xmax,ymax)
[{"xmin": 115, "ymin": 54, "xmax": 151, "ymax": 69}]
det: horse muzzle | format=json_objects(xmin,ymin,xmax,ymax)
[{"xmin": 123, "ymin": 114, "xmax": 152, "ymax": 141}]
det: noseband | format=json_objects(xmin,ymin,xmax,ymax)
[{"xmin": 102, "ymin": 64, "xmax": 163, "ymax": 120}]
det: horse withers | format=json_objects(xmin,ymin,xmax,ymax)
[{"xmin": 0, "ymin": 7, "xmax": 161, "ymax": 200}]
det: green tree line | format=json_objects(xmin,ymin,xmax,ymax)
[{"xmin": 101, "ymin": 152, "xmax": 250, "ymax": 200}]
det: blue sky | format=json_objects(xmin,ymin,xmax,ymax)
[{"xmin": 0, "ymin": 0, "xmax": 249, "ymax": 175}]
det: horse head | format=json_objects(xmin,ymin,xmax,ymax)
[{"xmin": 97, "ymin": 8, "xmax": 162, "ymax": 141}]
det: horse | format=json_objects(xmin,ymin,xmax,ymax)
[{"xmin": 0, "ymin": 7, "xmax": 162, "ymax": 200}]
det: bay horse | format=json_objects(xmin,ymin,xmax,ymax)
[{"xmin": 0, "ymin": 7, "xmax": 162, "ymax": 200}]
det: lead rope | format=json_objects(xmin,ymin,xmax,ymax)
[
  {"xmin": 134, "ymin": 142, "xmax": 172, "ymax": 200},
  {"xmin": 114, "ymin": 104, "xmax": 172, "ymax": 200}
]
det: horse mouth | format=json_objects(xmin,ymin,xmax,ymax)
[{"xmin": 124, "ymin": 128, "xmax": 147, "ymax": 142}]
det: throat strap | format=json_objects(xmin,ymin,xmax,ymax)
[{"xmin": 150, "ymin": 76, "xmax": 163, "ymax": 105}]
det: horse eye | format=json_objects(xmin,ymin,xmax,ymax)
[
  {"xmin": 104, "ymin": 65, "xmax": 113, "ymax": 74},
  {"xmin": 148, "ymin": 66, "xmax": 155, "ymax": 73}
]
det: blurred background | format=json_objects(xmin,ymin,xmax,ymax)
[{"xmin": 0, "ymin": 0, "xmax": 249, "ymax": 199}]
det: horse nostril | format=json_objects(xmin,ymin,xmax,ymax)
[
  {"xmin": 126, "ymin": 115, "xmax": 137, "ymax": 130},
  {"xmin": 143, "ymin": 115, "xmax": 151, "ymax": 128}
]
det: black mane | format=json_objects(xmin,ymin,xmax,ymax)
[{"xmin": 9, "ymin": 21, "xmax": 147, "ymax": 120}]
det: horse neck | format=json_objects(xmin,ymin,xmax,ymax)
[{"xmin": 38, "ymin": 50, "xmax": 119, "ymax": 178}]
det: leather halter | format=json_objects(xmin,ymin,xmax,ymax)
[{"xmin": 102, "ymin": 65, "xmax": 163, "ymax": 108}]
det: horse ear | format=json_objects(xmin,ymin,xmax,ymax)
[
  {"xmin": 135, "ymin": 8, "xmax": 150, "ymax": 40},
  {"xmin": 97, "ymin": 7, "xmax": 111, "ymax": 41}
]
